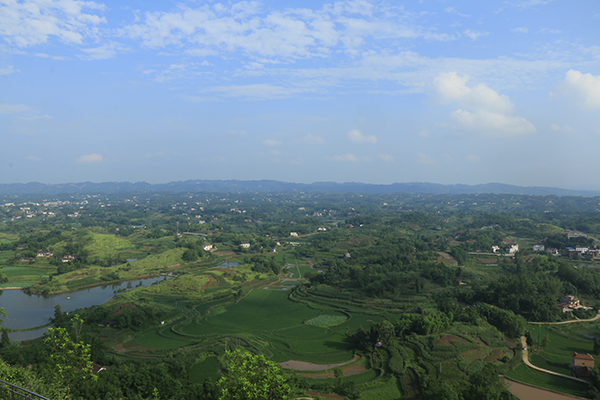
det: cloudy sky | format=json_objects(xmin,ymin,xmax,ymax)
[{"xmin": 1, "ymin": 0, "xmax": 600, "ymax": 188}]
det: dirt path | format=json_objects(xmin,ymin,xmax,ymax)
[
  {"xmin": 280, "ymin": 355, "xmax": 360, "ymax": 371},
  {"xmin": 529, "ymin": 312, "xmax": 600, "ymax": 325},
  {"xmin": 519, "ymin": 337, "xmax": 588, "ymax": 384}
]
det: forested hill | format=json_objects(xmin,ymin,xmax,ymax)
[{"xmin": 0, "ymin": 180, "xmax": 598, "ymax": 196}]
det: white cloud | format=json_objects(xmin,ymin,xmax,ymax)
[
  {"xmin": 378, "ymin": 153, "xmax": 394, "ymax": 162},
  {"xmin": 0, "ymin": 104, "xmax": 31, "ymax": 115},
  {"xmin": 556, "ymin": 70, "xmax": 600, "ymax": 109},
  {"xmin": 348, "ymin": 129, "xmax": 377, "ymax": 144},
  {"xmin": 434, "ymin": 72, "xmax": 536, "ymax": 136},
  {"xmin": 445, "ymin": 7, "xmax": 470, "ymax": 17},
  {"xmin": 536, "ymin": 28, "xmax": 561, "ymax": 34},
  {"xmin": 434, "ymin": 72, "xmax": 514, "ymax": 114},
  {"xmin": 0, "ymin": 65, "xmax": 18, "ymax": 76},
  {"xmin": 466, "ymin": 155, "xmax": 480, "ymax": 162},
  {"xmin": 25, "ymin": 155, "xmax": 42, "ymax": 161},
  {"xmin": 0, "ymin": 0, "xmax": 106, "ymax": 47},
  {"xmin": 263, "ymin": 139, "xmax": 282, "ymax": 147},
  {"xmin": 507, "ymin": 0, "xmax": 557, "ymax": 8},
  {"xmin": 329, "ymin": 153, "xmax": 358, "ymax": 162},
  {"xmin": 301, "ymin": 134, "xmax": 325, "ymax": 145},
  {"xmin": 418, "ymin": 129, "xmax": 430, "ymax": 138},
  {"xmin": 550, "ymin": 124, "xmax": 575, "ymax": 133},
  {"xmin": 79, "ymin": 42, "xmax": 127, "ymax": 61},
  {"xmin": 417, "ymin": 153, "xmax": 434, "ymax": 165},
  {"xmin": 206, "ymin": 84, "xmax": 316, "ymax": 100},
  {"xmin": 449, "ymin": 109, "xmax": 536, "ymax": 136},
  {"xmin": 76, "ymin": 153, "xmax": 103, "ymax": 163},
  {"xmin": 511, "ymin": 27, "xmax": 528, "ymax": 33},
  {"xmin": 463, "ymin": 30, "xmax": 488, "ymax": 40},
  {"xmin": 119, "ymin": 1, "xmax": 455, "ymax": 65}
]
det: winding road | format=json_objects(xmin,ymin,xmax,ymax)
[
  {"xmin": 519, "ymin": 336, "xmax": 588, "ymax": 384},
  {"xmin": 518, "ymin": 311, "xmax": 600, "ymax": 384}
]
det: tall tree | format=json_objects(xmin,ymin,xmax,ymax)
[{"xmin": 217, "ymin": 350, "xmax": 291, "ymax": 400}]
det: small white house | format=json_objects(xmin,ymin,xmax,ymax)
[
  {"xmin": 240, "ymin": 242, "xmax": 250, "ymax": 249},
  {"xmin": 533, "ymin": 245, "xmax": 545, "ymax": 251},
  {"xmin": 202, "ymin": 244, "xmax": 213, "ymax": 251},
  {"xmin": 506, "ymin": 243, "xmax": 519, "ymax": 253},
  {"xmin": 317, "ymin": 227, "xmax": 327, "ymax": 232},
  {"xmin": 491, "ymin": 245, "xmax": 500, "ymax": 253},
  {"xmin": 290, "ymin": 232, "xmax": 299, "ymax": 237}
]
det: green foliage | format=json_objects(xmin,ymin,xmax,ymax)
[
  {"xmin": 44, "ymin": 315, "xmax": 97, "ymax": 394},
  {"xmin": 463, "ymin": 364, "xmax": 513, "ymax": 400},
  {"xmin": 217, "ymin": 349, "xmax": 292, "ymax": 400}
]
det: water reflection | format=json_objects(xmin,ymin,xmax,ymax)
[{"xmin": 1, "ymin": 276, "xmax": 168, "ymax": 341}]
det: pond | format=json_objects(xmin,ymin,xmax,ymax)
[
  {"xmin": 215, "ymin": 261, "xmax": 239, "ymax": 268},
  {"xmin": 0, "ymin": 276, "xmax": 169, "ymax": 341}
]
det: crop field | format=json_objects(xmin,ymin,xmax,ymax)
[
  {"xmin": 527, "ymin": 323, "xmax": 595, "ymax": 375},
  {"xmin": 305, "ymin": 313, "xmax": 348, "ymax": 327},
  {"xmin": 135, "ymin": 330, "xmax": 188, "ymax": 350},
  {"xmin": 127, "ymin": 248, "xmax": 184, "ymax": 271},
  {"xmin": 359, "ymin": 377, "xmax": 403, "ymax": 400},
  {"xmin": 86, "ymin": 233, "xmax": 133, "ymax": 256},
  {"xmin": 1, "ymin": 266, "xmax": 47, "ymax": 277},
  {"xmin": 189, "ymin": 356, "xmax": 221, "ymax": 382},
  {"xmin": 139, "ymin": 287, "xmax": 360, "ymax": 365}
]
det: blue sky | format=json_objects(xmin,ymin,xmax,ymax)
[{"xmin": 1, "ymin": 0, "xmax": 600, "ymax": 188}]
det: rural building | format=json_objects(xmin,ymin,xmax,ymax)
[
  {"xmin": 567, "ymin": 231, "xmax": 588, "ymax": 239},
  {"xmin": 318, "ymin": 227, "xmax": 327, "ymax": 231},
  {"xmin": 240, "ymin": 242, "xmax": 250, "ymax": 249},
  {"xmin": 560, "ymin": 295, "xmax": 580, "ymax": 307},
  {"xmin": 202, "ymin": 244, "xmax": 213, "ymax": 251},
  {"xmin": 37, "ymin": 251, "xmax": 54, "ymax": 257},
  {"xmin": 505, "ymin": 242, "xmax": 519, "ymax": 253},
  {"xmin": 491, "ymin": 245, "xmax": 500, "ymax": 253},
  {"xmin": 62, "ymin": 255, "xmax": 76, "ymax": 263},
  {"xmin": 572, "ymin": 353, "xmax": 595, "ymax": 378},
  {"xmin": 547, "ymin": 247, "xmax": 559, "ymax": 256},
  {"xmin": 533, "ymin": 245, "xmax": 545, "ymax": 251},
  {"xmin": 557, "ymin": 294, "xmax": 582, "ymax": 312},
  {"xmin": 290, "ymin": 232, "xmax": 299, "ymax": 237}
]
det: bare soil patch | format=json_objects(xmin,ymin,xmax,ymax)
[
  {"xmin": 437, "ymin": 335, "xmax": 470, "ymax": 346},
  {"xmin": 113, "ymin": 302, "xmax": 137, "ymax": 316},
  {"xmin": 437, "ymin": 252, "xmax": 458, "ymax": 265},
  {"xmin": 203, "ymin": 275, "xmax": 218, "ymax": 291},
  {"xmin": 114, "ymin": 342, "xmax": 125, "ymax": 353},
  {"xmin": 342, "ymin": 363, "xmax": 366, "ymax": 376},
  {"xmin": 305, "ymin": 391, "xmax": 343, "ymax": 400},
  {"xmin": 486, "ymin": 349, "xmax": 503, "ymax": 363},
  {"xmin": 299, "ymin": 363, "xmax": 366, "ymax": 379},
  {"xmin": 462, "ymin": 349, "xmax": 486, "ymax": 362},
  {"xmin": 280, "ymin": 355, "xmax": 360, "ymax": 371},
  {"xmin": 474, "ymin": 257, "xmax": 498, "ymax": 264}
]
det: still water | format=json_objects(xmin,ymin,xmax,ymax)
[{"xmin": 0, "ymin": 276, "xmax": 168, "ymax": 341}]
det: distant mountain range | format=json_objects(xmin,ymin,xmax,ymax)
[{"xmin": 1, "ymin": 180, "xmax": 599, "ymax": 197}]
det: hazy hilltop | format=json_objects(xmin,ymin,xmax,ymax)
[{"xmin": 0, "ymin": 180, "xmax": 598, "ymax": 197}]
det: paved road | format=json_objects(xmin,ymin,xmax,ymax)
[
  {"xmin": 529, "ymin": 311, "xmax": 600, "ymax": 325},
  {"xmin": 519, "ymin": 336, "xmax": 588, "ymax": 384}
]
